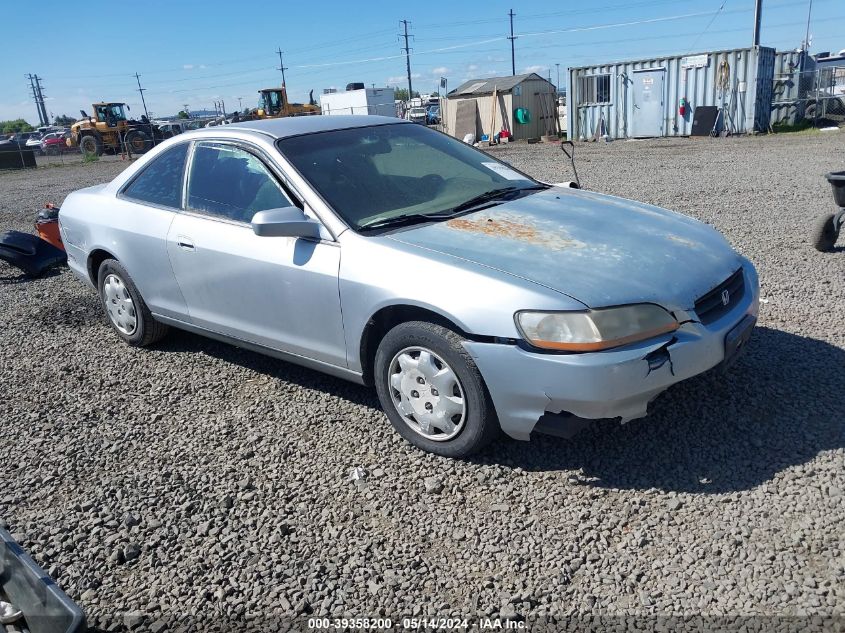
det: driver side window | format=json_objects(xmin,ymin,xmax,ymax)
[{"xmin": 186, "ymin": 143, "xmax": 293, "ymax": 223}]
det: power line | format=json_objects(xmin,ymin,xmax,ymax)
[{"xmin": 687, "ymin": 0, "xmax": 730, "ymax": 54}]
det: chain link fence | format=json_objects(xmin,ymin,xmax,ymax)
[
  {"xmin": 771, "ymin": 64, "xmax": 845, "ymax": 129},
  {"xmin": 1, "ymin": 101, "xmax": 440, "ymax": 170}
]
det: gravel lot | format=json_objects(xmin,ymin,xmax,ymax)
[{"xmin": 1, "ymin": 133, "xmax": 843, "ymax": 631}]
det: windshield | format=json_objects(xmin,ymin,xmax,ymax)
[{"xmin": 276, "ymin": 123, "xmax": 537, "ymax": 231}]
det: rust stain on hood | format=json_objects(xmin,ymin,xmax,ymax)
[{"xmin": 446, "ymin": 213, "xmax": 585, "ymax": 250}]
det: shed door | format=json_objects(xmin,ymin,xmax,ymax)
[{"xmin": 631, "ymin": 69, "xmax": 665, "ymax": 137}]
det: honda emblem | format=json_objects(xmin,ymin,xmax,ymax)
[{"xmin": 721, "ymin": 289, "xmax": 730, "ymax": 306}]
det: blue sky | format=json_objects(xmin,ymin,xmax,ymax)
[{"xmin": 2, "ymin": 0, "xmax": 843, "ymax": 122}]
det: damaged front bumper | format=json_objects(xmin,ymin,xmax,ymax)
[{"xmin": 463, "ymin": 262, "xmax": 759, "ymax": 441}]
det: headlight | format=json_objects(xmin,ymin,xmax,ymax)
[{"xmin": 515, "ymin": 304, "xmax": 678, "ymax": 352}]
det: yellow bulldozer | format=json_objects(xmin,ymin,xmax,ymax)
[
  {"xmin": 253, "ymin": 86, "xmax": 320, "ymax": 119},
  {"xmin": 67, "ymin": 102, "xmax": 161, "ymax": 156}
]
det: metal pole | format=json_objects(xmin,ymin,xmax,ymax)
[
  {"xmin": 803, "ymin": 0, "xmax": 813, "ymax": 54},
  {"xmin": 34, "ymin": 75, "xmax": 48, "ymax": 127},
  {"xmin": 134, "ymin": 73, "xmax": 150, "ymax": 120},
  {"xmin": 401, "ymin": 20, "xmax": 413, "ymax": 99},
  {"xmin": 276, "ymin": 48, "xmax": 288, "ymax": 87},
  {"xmin": 556, "ymin": 63, "xmax": 560, "ymax": 92},
  {"xmin": 508, "ymin": 10, "xmax": 516, "ymax": 76},
  {"xmin": 752, "ymin": 0, "xmax": 762, "ymax": 47},
  {"xmin": 27, "ymin": 74, "xmax": 45, "ymax": 127}
]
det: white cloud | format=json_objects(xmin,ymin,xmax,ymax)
[
  {"xmin": 183, "ymin": 64, "xmax": 194, "ymax": 70},
  {"xmin": 467, "ymin": 64, "xmax": 478, "ymax": 71},
  {"xmin": 432, "ymin": 66, "xmax": 450, "ymax": 75},
  {"xmin": 521, "ymin": 65, "xmax": 547, "ymax": 75}
]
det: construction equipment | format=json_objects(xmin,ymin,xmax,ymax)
[
  {"xmin": 67, "ymin": 102, "xmax": 161, "ymax": 156},
  {"xmin": 252, "ymin": 86, "xmax": 320, "ymax": 119}
]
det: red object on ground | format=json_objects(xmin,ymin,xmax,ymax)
[{"xmin": 35, "ymin": 205, "xmax": 65, "ymax": 251}]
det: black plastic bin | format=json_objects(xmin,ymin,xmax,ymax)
[
  {"xmin": 0, "ymin": 529, "xmax": 85, "ymax": 633},
  {"xmin": 826, "ymin": 171, "xmax": 845, "ymax": 208}
]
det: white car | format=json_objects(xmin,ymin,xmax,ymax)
[
  {"xmin": 25, "ymin": 135, "xmax": 43, "ymax": 153},
  {"xmin": 407, "ymin": 107, "xmax": 427, "ymax": 124}
]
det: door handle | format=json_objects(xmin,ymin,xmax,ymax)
[{"xmin": 176, "ymin": 235, "xmax": 195, "ymax": 250}]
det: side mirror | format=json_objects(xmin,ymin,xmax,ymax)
[{"xmin": 251, "ymin": 206, "xmax": 322, "ymax": 239}]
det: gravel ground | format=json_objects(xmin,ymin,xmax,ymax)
[{"xmin": 1, "ymin": 133, "xmax": 843, "ymax": 631}]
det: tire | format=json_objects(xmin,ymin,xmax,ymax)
[
  {"xmin": 125, "ymin": 130, "xmax": 152, "ymax": 154},
  {"xmin": 811, "ymin": 213, "xmax": 838, "ymax": 252},
  {"xmin": 79, "ymin": 134, "xmax": 103, "ymax": 156},
  {"xmin": 97, "ymin": 259, "xmax": 168, "ymax": 346},
  {"xmin": 374, "ymin": 321, "xmax": 499, "ymax": 458}
]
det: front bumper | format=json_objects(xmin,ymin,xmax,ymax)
[{"xmin": 463, "ymin": 262, "xmax": 760, "ymax": 440}]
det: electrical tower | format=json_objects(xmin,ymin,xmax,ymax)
[
  {"xmin": 27, "ymin": 74, "xmax": 48, "ymax": 126},
  {"xmin": 400, "ymin": 20, "xmax": 414, "ymax": 99}
]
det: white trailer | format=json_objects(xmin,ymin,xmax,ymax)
[{"xmin": 320, "ymin": 87, "xmax": 396, "ymax": 117}]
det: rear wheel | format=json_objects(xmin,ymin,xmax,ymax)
[
  {"xmin": 812, "ymin": 213, "xmax": 839, "ymax": 252},
  {"xmin": 97, "ymin": 259, "xmax": 168, "ymax": 346},
  {"xmin": 374, "ymin": 321, "xmax": 499, "ymax": 458},
  {"xmin": 125, "ymin": 130, "xmax": 152, "ymax": 154}
]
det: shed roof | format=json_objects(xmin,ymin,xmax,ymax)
[{"xmin": 449, "ymin": 73, "xmax": 551, "ymax": 97}]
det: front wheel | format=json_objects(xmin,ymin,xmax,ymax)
[
  {"xmin": 374, "ymin": 321, "xmax": 499, "ymax": 458},
  {"xmin": 97, "ymin": 259, "xmax": 168, "ymax": 346},
  {"xmin": 79, "ymin": 134, "xmax": 103, "ymax": 156}
]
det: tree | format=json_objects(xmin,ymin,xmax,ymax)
[
  {"xmin": 0, "ymin": 119, "xmax": 34, "ymax": 133},
  {"xmin": 53, "ymin": 114, "xmax": 75, "ymax": 126},
  {"xmin": 393, "ymin": 88, "xmax": 420, "ymax": 101},
  {"xmin": 177, "ymin": 110, "xmax": 190, "ymax": 119}
]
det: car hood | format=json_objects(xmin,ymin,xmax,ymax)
[{"xmin": 388, "ymin": 187, "xmax": 743, "ymax": 310}]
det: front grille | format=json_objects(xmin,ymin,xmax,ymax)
[{"xmin": 694, "ymin": 268, "xmax": 745, "ymax": 325}]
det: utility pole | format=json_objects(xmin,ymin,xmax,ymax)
[
  {"xmin": 800, "ymin": 0, "xmax": 813, "ymax": 71},
  {"xmin": 134, "ymin": 73, "xmax": 150, "ymax": 120},
  {"xmin": 221, "ymin": 99, "xmax": 226, "ymax": 117},
  {"xmin": 556, "ymin": 63, "xmax": 560, "ymax": 92},
  {"xmin": 508, "ymin": 10, "xmax": 516, "ymax": 76},
  {"xmin": 34, "ymin": 75, "xmax": 48, "ymax": 126},
  {"xmin": 183, "ymin": 104, "xmax": 190, "ymax": 118},
  {"xmin": 400, "ymin": 20, "xmax": 413, "ymax": 99},
  {"xmin": 276, "ymin": 48, "xmax": 288, "ymax": 87},
  {"xmin": 28, "ymin": 74, "xmax": 48, "ymax": 126},
  {"xmin": 27, "ymin": 74, "xmax": 44, "ymax": 126},
  {"xmin": 752, "ymin": 0, "xmax": 763, "ymax": 47},
  {"xmin": 238, "ymin": 96, "xmax": 243, "ymax": 111}
]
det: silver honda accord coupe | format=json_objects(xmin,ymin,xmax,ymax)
[{"xmin": 58, "ymin": 116, "xmax": 758, "ymax": 457}]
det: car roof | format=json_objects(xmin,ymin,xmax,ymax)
[{"xmin": 224, "ymin": 115, "xmax": 409, "ymax": 139}]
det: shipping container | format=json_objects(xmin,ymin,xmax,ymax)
[{"xmin": 567, "ymin": 46, "xmax": 777, "ymax": 140}]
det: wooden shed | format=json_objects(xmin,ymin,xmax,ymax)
[{"xmin": 444, "ymin": 73, "xmax": 558, "ymax": 142}]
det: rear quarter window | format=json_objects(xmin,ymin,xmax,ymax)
[{"xmin": 122, "ymin": 143, "xmax": 189, "ymax": 209}]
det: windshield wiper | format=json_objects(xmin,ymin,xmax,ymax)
[
  {"xmin": 358, "ymin": 184, "xmax": 548, "ymax": 232},
  {"xmin": 447, "ymin": 184, "xmax": 548, "ymax": 214},
  {"xmin": 359, "ymin": 213, "xmax": 445, "ymax": 232}
]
